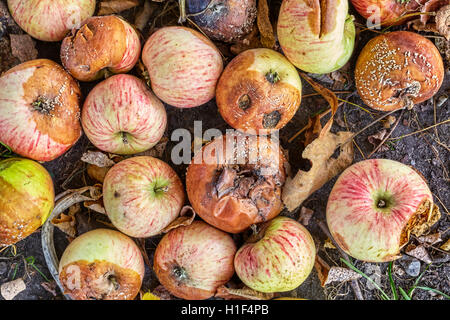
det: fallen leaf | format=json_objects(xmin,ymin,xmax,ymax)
[
  {"xmin": 81, "ymin": 151, "xmax": 115, "ymax": 168},
  {"xmin": 1, "ymin": 278, "xmax": 26, "ymax": 300},
  {"xmin": 383, "ymin": 116, "xmax": 397, "ymax": 129},
  {"xmin": 436, "ymin": 5, "xmax": 450, "ymax": 40},
  {"xmin": 9, "ymin": 34, "xmax": 38, "ymax": 63},
  {"xmin": 215, "ymin": 285, "xmax": 276, "ymax": 300},
  {"xmin": 135, "ymin": 0, "xmax": 154, "ymax": 31},
  {"xmin": 324, "ymin": 238, "xmax": 336, "ymax": 249},
  {"xmin": 98, "ymin": 0, "xmax": 140, "ymax": 15},
  {"xmin": 256, "ymin": 0, "xmax": 275, "ymax": 49},
  {"xmin": 418, "ymin": 232, "xmax": 442, "ymax": 245},
  {"xmin": 86, "ymin": 164, "xmax": 110, "ymax": 183},
  {"xmin": 325, "ymin": 267, "xmax": 362, "ymax": 286},
  {"xmin": 405, "ymin": 244, "xmax": 432, "ymax": 264},
  {"xmin": 314, "ymin": 255, "xmax": 331, "ymax": 287},
  {"xmin": 51, "ymin": 203, "xmax": 81, "ymax": 238},
  {"xmin": 161, "ymin": 206, "xmax": 196, "ymax": 233},
  {"xmin": 440, "ymin": 239, "xmax": 450, "ymax": 251},
  {"xmin": 298, "ymin": 207, "xmax": 314, "ymax": 226},
  {"xmin": 368, "ymin": 129, "xmax": 389, "ymax": 152},
  {"xmin": 84, "ymin": 198, "xmax": 106, "ymax": 215},
  {"xmin": 420, "ymin": 0, "xmax": 448, "ymax": 25},
  {"xmin": 40, "ymin": 281, "xmax": 57, "ymax": 297}
]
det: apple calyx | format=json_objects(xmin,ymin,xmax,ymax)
[
  {"xmin": 238, "ymin": 94, "xmax": 251, "ymax": 110},
  {"xmin": 171, "ymin": 265, "xmax": 189, "ymax": 283},
  {"xmin": 265, "ymin": 70, "xmax": 280, "ymax": 84},
  {"xmin": 32, "ymin": 97, "xmax": 56, "ymax": 115},
  {"xmin": 263, "ymin": 111, "xmax": 281, "ymax": 129}
]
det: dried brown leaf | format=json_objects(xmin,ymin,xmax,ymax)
[
  {"xmin": 81, "ymin": 151, "xmax": 115, "ymax": 167},
  {"xmin": 256, "ymin": 0, "xmax": 275, "ymax": 49},
  {"xmin": 84, "ymin": 198, "xmax": 106, "ymax": 215},
  {"xmin": 40, "ymin": 281, "xmax": 57, "ymax": 297},
  {"xmin": 421, "ymin": 0, "xmax": 448, "ymax": 25},
  {"xmin": 0, "ymin": 278, "xmax": 26, "ymax": 300},
  {"xmin": 324, "ymin": 238, "xmax": 336, "ymax": 249},
  {"xmin": 215, "ymin": 285, "xmax": 275, "ymax": 300},
  {"xmin": 162, "ymin": 206, "xmax": 196, "ymax": 233},
  {"xmin": 9, "ymin": 34, "xmax": 38, "ymax": 63},
  {"xmin": 368, "ymin": 129, "xmax": 390, "ymax": 152},
  {"xmin": 418, "ymin": 232, "xmax": 442, "ymax": 245},
  {"xmin": 436, "ymin": 5, "xmax": 450, "ymax": 40},
  {"xmin": 98, "ymin": 0, "xmax": 140, "ymax": 15},
  {"xmin": 314, "ymin": 255, "xmax": 331, "ymax": 287},
  {"xmin": 86, "ymin": 164, "xmax": 110, "ymax": 183},
  {"xmin": 405, "ymin": 244, "xmax": 432, "ymax": 264},
  {"xmin": 51, "ymin": 203, "xmax": 81, "ymax": 238},
  {"xmin": 440, "ymin": 239, "xmax": 450, "ymax": 251},
  {"xmin": 135, "ymin": 0, "xmax": 154, "ymax": 31},
  {"xmin": 298, "ymin": 207, "xmax": 314, "ymax": 226}
]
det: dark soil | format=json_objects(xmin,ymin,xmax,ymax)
[{"xmin": 0, "ymin": 0, "xmax": 448, "ymax": 300}]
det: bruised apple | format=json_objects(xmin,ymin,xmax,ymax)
[
  {"xmin": 216, "ymin": 48, "xmax": 302, "ymax": 132},
  {"xmin": 61, "ymin": 15, "xmax": 141, "ymax": 82},
  {"xmin": 186, "ymin": 132, "xmax": 288, "ymax": 234},
  {"xmin": 234, "ymin": 216, "xmax": 316, "ymax": 293},
  {"xmin": 355, "ymin": 31, "xmax": 444, "ymax": 111},
  {"xmin": 0, "ymin": 59, "xmax": 82, "ymax": 162},
  {"xmin": 142, "ymin": 26, "xmax": 223, "ymax": 108},
  {"xmin": 0, "ymin": 158, "xmax": 54, "ymax": 246},
  {"xmin": 7, "ymin": 0, "xmax": 96, "ymax": 41},
  {"xmin": 59, "ymin": 229, "xmax": 145, "ymax": 300},
  {"xmin": 278, "ymin": 0, "xmax": 355, "ymax": 74},
  {"xmin": 327, "ymin": 159, "xmax": 435, "ymax": 262},
  {"xmin": 81, "ymin": 74, "xmax": 167, "ymax": 155},
  {"xmin": 103, "ymin": 156, "xmax": 185, "ymax": 238},
  {"xmin": 153, "ymin": 221, "xmax": 236, "ymax": 300}
]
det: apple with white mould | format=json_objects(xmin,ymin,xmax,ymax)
[
  {"xmin": 7, "ymin": 0, "xmax": 96, "ymax": 41},
  {"xmin": 142, "ymin": 26, "xmax": 223, "ymax": 108},
  {"xmin": 234, "ymin": 216, "xmax": 316, "ymax": 293},
  {"xmin": 277, "ymin": 0, "xmax": 356, "ymax": 74},
  {"xmin": 81, "ymin": 74, "xmax": 167, "ymax": 155},
  {"xmin": 153, "ymin": 220, "xmax": 236, "ymax": 300},
  {"xmin": 216, "ymin": 48, "xmax": 302, "ymax": 132},
  {"xmin": 59, "ymin": 228, "xmax": 145, "ymax": 300},
  {"xmin": 327, "ymin": 159, "xmax": 436, "ymax": 263},
  {"xmin": 0, "ymin": 59, "xmax": 82, "ymax": 162},
  {"xmin": 61, "ymin": 15, "xmax": 141, "ymax": 82},
  {"xmin": 103, "ymin": 156, "xmax": 185, "ymax": 238}
]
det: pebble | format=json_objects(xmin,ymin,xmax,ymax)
[
  {"xmin": 436, "ymin": 95, "xmax": 448, "ymax": 108},
  {"xmin": 399, "ymin": 257, "xmax": 421, "ymax": 277}
]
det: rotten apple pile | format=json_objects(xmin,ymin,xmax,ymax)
[{"xmin": 0, "ymin": 0, "xmax": 447, "ymax": 301}]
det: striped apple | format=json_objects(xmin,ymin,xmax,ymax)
[
  {"xmin": 59, "ymin": 229, "xmax": 145, "ymax": 300},
  {"xmin": 327, "ymin": 159, "xmax": 434, "ymax": 262},
  {"xmin": 142, "ymin": 26, "xmax": 223, "ymax": 108},
  {"xmin": 81, "ymin": 74, "xmax": 167, "ymax": 155},
  {"xmin": 0, "ymin": 59, "xmax": 82, "ymax": 162},
  {"xmin": 103, "ymin": 156, "xmax": 185, "ymax": 238},
  {"xmin": 7, "ymin": 0, "xmax": 96, "ymax": 41},
  {"xmin": 234, "ymin": 216, "xmax": 316, "ymax": 293}
]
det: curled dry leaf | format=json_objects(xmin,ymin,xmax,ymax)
[
  {"xmin": 383, "ymin": 116, "xmax": 397, "ymax": 129},
  {"xmin": 161, "ymin": 206, "xmax": 196, "ymax": 233},
  {"xmin": 368, "ymin": 129, "xmax": 390, "ymax": 153},
  {"xmin": 405, "ymin": 244, "xmax": 432, "ymax": 264},
  {"xmin": 257, "ymin": 0, "xmax": 275, "ymax": 49},
  {"xmin": 40, "ymin": 281, "xmax": 57, "ymax": 297},
  {"xmin": 420, "ymin": 0, "xmax": 448, "ymax": 25},
  {"xmin": 436, "ymin": 5, "xmax": 450, "ymax": 40},
  {"xmin": 84, "ymin": 198, "xmax": 106, "ymax": 215},
  {"xmin": 9, "ymin": 34, "xmax": 38, "ymax": 63},
  {"xmin": 135, "ymin": 0, "xmax": 154, "ymax": 31},
  {"xmin": 86, "ymin": 164, "xmax": 110, "ymax": 183},
  {"xmin": 0, "ymin": 278, "xmax": 26, "ymax": 300},
  {"xmin": 315, "ymin": 255, "xmax": 361, "ymax": 287},
  {"xmin": 81, "ymin": 150, "xmax": 115, "ymax": 168},
  {"xmin": 418, "ymin": 232, "xmax": 442, "ymax": 245},
  {"xmin": 51, "ymin": 203, "xmax": 81, "ymax": 238},
  {"xmin": 324, "ymin": 238, "xmax": 336, "ymax": 249},
  {"xmin": 215, "ymin": 285, "xmax": 276, "ymax": 300},
  {"xmin": 298, "ymin": 207, "xmax": 314, "ymax": 226},
  {"xmin": 440, "ymin": 239, "xmax": 450, "ymax": 251},
  {"xmin": 98, "ymin": 0, "xmax": 140, "ymax": 15}
]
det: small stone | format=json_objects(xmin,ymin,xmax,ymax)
[
  {"xmin": 399, "ymin": 257, "xmax": 421, "ymax": 277},
  {"xmin": 436, "ymin": 95, "xmax": 448, "ymax": 108}
]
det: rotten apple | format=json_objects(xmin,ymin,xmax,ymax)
[
  {"xmin": 277, "ymin": 0, "xmax": 356, "ymax": 74},
  {"xmin": 216, "ymin": 48, "xmax": 302, "ymax": 132},
  {"xmin": 81, "ymin": 74, "xmax": 167, "ymax": 155},
  {"xmin": 327, "ymin": 159, "xmax": 435, "ymax": 262},
  {"xmin": 0, "ymin": 158, "xmax": 54, "ymax": 246},
  {"xmin": 61, "ymin": 15, "xmax": 141, "ymax": 82},
  {"xmin": 153, "ymin": 220, "xmax": 236, "ymax": 300},
  {"xmin": 103, "ymin": 156, "xmax": 185, "ymax": 238},
  {"xmin": 59, "ymin": 228, "xmax": 145, "ymax": 300},
  {"xmin": 186, "ymin": 132, "xmax": 288, "ymax": 234},
  {"xmin": 355, "ymin": 31, "xmax": 444, "ymax": 111},
  {"xmin": 234, "ymin": 216, "xmax": 316, "ymax": 293},
  {"xmin": 7, "ymin": 0, "xmax": 96, "ymax": 41},
  {"xmin": 142, "ymin": 26, "xmax": 223, "ymax": 108},
  {"xmin": 0, "ymin": 59, "xmax": 82, "ymax": 162}
]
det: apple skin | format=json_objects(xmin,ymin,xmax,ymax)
[
  {"xmin": 277, "ymin": 0, "xmax": 356, "ymax": 74},
  {"xmin": 234, "ymin": 216, "xmax": 316, "ymax": 293},
  {"xmin": 0, "ymin": 59, "xmax": 82, "ymax": 162},
  {"xmin": 81, "ymin": 74, "xmax": 167, "ymax": 155},
  {"xmin": 142, "ymin": 26, "xmax": 223, "ymax": 108},
  {"xmin": 355, "ymin": 31, "xmax": 444, "ymax": 111},
  {"xmin": 326, "ymin": 159, "xmax": 433, "ymax": 263},
  {"xmin": 59, "ymin": 228, "xmax": 145, "ymax": 300},
  {"xmin": 103, "ymin": 156, "xmax": 185, "ymax": 238},
  {"xmin": 216, "ymin": 48, "xmax": 302, "ymax": 132},
  {"xmin": 7, "ymin": 0, "xmax": 96, "ymax": 42},
  {"xmin": 153, "ymin": 220, "xmax": 236, "ymax": 300},
  {"xmin": 61, "ymin": 15, "xmax": 141, "ymax": 82},
  {"xmin": 0, "ymin": 158, "xmax": 54, "ymax": 246}
]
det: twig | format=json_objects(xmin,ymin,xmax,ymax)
[
  {"xmin": 367, "ymin": 109, "xmax": 405, "ymax": 158},
  {"xmin": 388, "ymin": 119, "xmax": 450, "ymax": 141},
  {"xmin": 317, "ymin": 220, "xmax": 365, "ymax": 300}
]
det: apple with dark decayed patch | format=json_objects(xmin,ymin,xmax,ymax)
[
  {"xmin": 153, "ymin": 220, "xmax": 236, "ymax": 300},
  {"xmin": 0, "ymin": 59, "xmax": 82, "ymax": 162},
  {"xmin": 0, "ymin": 158, "xmax": 54, "ymax": 246},
  {"xmin": 81, "ymin": 74, "xmax": 167, "ymax": 155},
  {"xmin": 103, "ymin": 156, "xmax": 185, "ymax": 238},
  {"xmin": 216, "ymin": 48, "xmax": 302, "ymax": 132},
  {"xmin": 61, "ymin": 15, "xmax": 141, "ymax": 82},
  {"xmin": 234, "ymin": 216, "xmax": 316, "ymax": 293},
  {"xmin": 355, "ymin": 31, "xmax": 444, "ymax": 111},
  {"xmin": 59, "ymin": 228, "xmax": 145, "ymax": 300},
  {"xmin": 327, "ymin": 159, "xmax": 435, "ymax": 263}
]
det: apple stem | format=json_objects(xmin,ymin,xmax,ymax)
[
  {"xmin": 178, "ymin": 0, "xmax": 187, "ymax": 23},
  {"xmin": 121, "ymin": 132, "xmax": 129, "ymax": 145},
  {"xmin": 377, "ymin": 199, "xmax": 387, "ymax": 208}
]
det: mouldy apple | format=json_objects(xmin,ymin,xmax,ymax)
[
  {"xmin": 216, "ymin": 48, "xmax": 302, "ymax": 132},
  {"xmin": 355, "ymin": 31, "xmax": 444, "ymax": 111},
  {"xmin": 103, "ymin": 156, "xmax": 185, "ymax": 238},
  {"xmin": 277, "ymin": 0, "xmax": 356, "ymax": 74},
  {"xmin": 7, "ymin": 0, "xmax": 96, "ymax": 41},
  {"xmin": 186, "ymin": 132, "xmax": 288, "ymax": 234},
  {"xmin": 184, "ymin": 0, "xmax": 257, "ymax": 42},
  {"xmin": 0, "ymin": 59, "xmax": 82, "ymax": 162},
  {"xmin": 153, "ymin": 221, "xmax": 236, "ymax": 300},
  {"xmin": 59, "ymin": 228, "xmax": 145, "ymax": 300},
  {"xmin": 234, "ymin": 216, "xmax": 316, "ymax": 293},
  {"xmin": 0, "ymin": 158, "xmax": 54, "ymax": 246},
  {"xmin": 81, "ymin": 74, "xmax": 167, "ymax": 155},
  {"xmin": 61, "ymin": 15, "xmax": 141, "ymax": 82},
  {"xmin": 142, "ymin": 26, "xmax": 223, "ymax": 108},
  {"xmin": 327, "ymin": 159, "xmax": 436, "ymax": 263}
]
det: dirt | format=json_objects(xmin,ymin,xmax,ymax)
[{"xmin": 0, "ymin": 0, "xmax": 449, "ymax": 300}]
